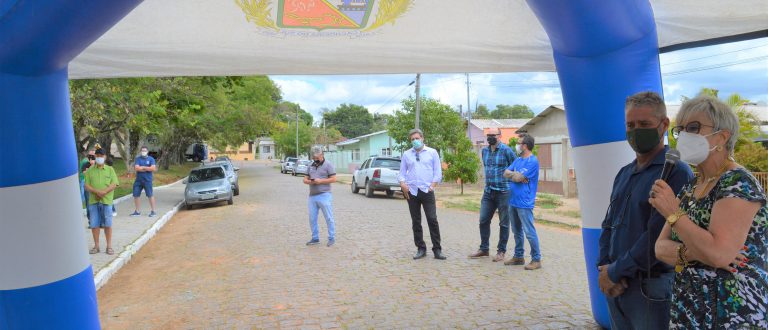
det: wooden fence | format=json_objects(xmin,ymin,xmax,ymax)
[{"xmin": 754, "ymin": 172, "xmax": 768, "ymax": 190}]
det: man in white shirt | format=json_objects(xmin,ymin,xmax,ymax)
[{"xmin": 398, "ymin": 128, "xmax": 446, "ymax": 260}]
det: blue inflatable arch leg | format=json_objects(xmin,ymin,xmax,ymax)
[
  {"xmin": 0, "ymin": 1, "xmax": 143, "ymax": 328},
  {"xmin": 526, "ymin": 1, "xmax": 664, "ymax": 328}
]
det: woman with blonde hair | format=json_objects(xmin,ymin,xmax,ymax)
[
  {"xmin": 649, "ymin": 95, "xmax": 767, "ymax": 328},
  {"xmin": 649, "ymin": 96, "xmax": 768, "ymax": 329}
]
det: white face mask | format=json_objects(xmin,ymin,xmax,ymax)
[
  {"xmin": 141, "ymin": 151, "xmax": 148, "ymax": 157},
  {"xmin": 676, "ymin": 131, "xmax": 718, "ymax": 166},
  {"xmin": 515, "ymin": 144, "xmax": 523, "ymax": 154},
  {"xmin": 95, "ymin": 157, "xmax": 106, "ymax": 165}
]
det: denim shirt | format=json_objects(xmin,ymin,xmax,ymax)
[
  {"xmin": 398, "ymin": 146, "xmax": 442, "ymax": 196},
  {"xmin": 598, "ymin": 146, "xmax": 694, "ymax": 282}
]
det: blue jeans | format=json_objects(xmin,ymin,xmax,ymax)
[
  {"xmin": 79, "ymin": 178, "xmax": 86, "ymax": 204},
  {"xmin": 308, "ymin": 192, "xmax": 335, "ymax": 241},
  {"xmin": 87, "ymin": 203, "xmax": 114, "ymax": 229},
  {"xmin": 479, "ymin": 189, "xmax": 511, "ymax": 252},
  {"xmin": 510, "ymin": 207, "xmax": 541, "ymax": 261},
  {"xmin": 606, "ymin": 272, "xmax": 673, "ymax": 329}
]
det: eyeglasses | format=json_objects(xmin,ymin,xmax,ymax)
[{"xmin": 671, "ymin": 121, "xmax": 715, "ymax": 139}]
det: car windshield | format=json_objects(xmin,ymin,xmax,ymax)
[
  {"xmin": 286, "ymin": 157, "xmax": 298, "ymax": 163},
  {"xmin": 299, "ymin": 160, "xmax": 312, "ymax": 165},
  {"xmin": 372, "ymin": 159, "xmax": 401, "ymax": 170},
  {"xmin": 220, "ymin": 163, "xmax": 230, "ymax": 171},
  {"xmin": 215, "ymin": 156, "xmax": 229, "ymax": 162},
  {"xmin": 188, "ymin": 167, "xmax": 225, "ymax": 183}
]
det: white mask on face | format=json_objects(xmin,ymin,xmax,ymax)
[
  {"xmin": 141, "ymin": 151, "xmax": 148, "ymax": 157},
  {"xmin": 676, "ymin": 131, "xmax": 719, "ymax": 166},
  {"xmin": 515, "ymin": 144, "xmax": 523, "ymax": 154},
  {"xmin": 95, "ymin": 157, "xmax": 106, "ymax": 165}
]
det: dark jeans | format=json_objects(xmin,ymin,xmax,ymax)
[
  {"xmin": 407, "ymin": 189, "xmax": 441, "ymax": 252},
  {"xmin": 478, "ymin": 189, "xmax": 511, "ymax": 253},
  {"xmin": 606, "ymin": 272, "xmax": 673, "ymax": 330}
]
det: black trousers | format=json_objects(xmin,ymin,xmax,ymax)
[{"xmin": 407, "ymin": 189, "xmax": 441, "ymax": 251}]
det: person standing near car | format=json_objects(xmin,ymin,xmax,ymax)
[
  {"xmin": 399, "ymin": 128, "xmax": 446, "ymax": 260},
  {"xmin": 129, "ymin": 146, "xmax": 157, "ymax": 218},
  {"xmin": 304, "ymin": 147, "xmax": 337, "ymax": 247},
  {"xmin": 469, "ymin": 128, "xmax": 516, "ymax": 262}
]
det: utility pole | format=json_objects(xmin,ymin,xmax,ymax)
[
  {"xmin": 296, "ymin": 107, "xmax": 299, "ymax": 158},
  {"xmin": 415, "ymin": 73, "xmax": 421, "ymax": 129},
  {"xmin": 466, "ymin": 73, "xmax": 472, "ymax": 143},
  {"xmin": 322, "ymin": 117, "xmax": 327, "ymax": 151}
]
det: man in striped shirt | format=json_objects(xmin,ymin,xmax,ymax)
[{"xmin": 469, "ymin": 128, "xmax": 517, "ymax": 262}]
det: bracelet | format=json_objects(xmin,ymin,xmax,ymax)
[{"xmin": 675, "ymin": 243, "xmax": 689, "ymax": 273}]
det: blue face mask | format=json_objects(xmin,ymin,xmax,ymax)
[{"xmin": 411, "ymin": 139, "xmax": 424, "ymax": 149}]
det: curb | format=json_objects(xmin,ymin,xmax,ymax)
[{"xmin": 94, "ymin": 199, "xmax": 184, "ymax": 291}]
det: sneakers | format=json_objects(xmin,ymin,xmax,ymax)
[
  {"xmin": 504, "ymin": 257, "xmax": 526, "ymax": 266},
  {"xmin": 327, "ymin": 239, "xmax": 335, "ymax": 247},
  {"xmin": 112, "ymin": 211, "xmax": 118, "ymax": 217},
  {"xmin": 306, "ymin": 239, "xmax": 320, "ymax": 246},
  {"xmin": 129, "ymin": 211, "xmax": 141, "ymax": 217},
  {"xmin": 524, "ymin": 260, "xmax": 542, "ymax": 270},
  {"xmin": 148, "ymin": 211, "xmax": 157, "ymax": 217}
]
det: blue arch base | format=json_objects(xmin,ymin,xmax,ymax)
[
  {"xmin": 0, "ymin": 266, "xmax": 99, "ymax": 329},
  {"xmin": 583, "ymin": 228, "xmax": 611, "ymax": 327}
]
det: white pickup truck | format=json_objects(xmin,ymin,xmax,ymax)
[{"xmin": 351, "ymin": 156, "xmax": 402, "ymax": 198}]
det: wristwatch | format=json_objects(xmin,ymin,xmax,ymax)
[{"xmin": 666, "ymin": 210, "xmax": 686, "ymax": 227}]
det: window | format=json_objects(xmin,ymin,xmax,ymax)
[
  {"xmin": 381, "ymin": 148, "xmax": 392, "ymax": 156},
  {"xmin": 361, "ymin": 159, "xmax": 370, "ymax": 169},
  {"xmin": 262, "ymin": 146, "xmax": 270, "ymax": 153},
  {"xmin": 372, "ymin": 158, "xmax": 401, "ymax": 170},
  {"xmin": 351, "ymin": 149, "xmax": 360, "ymax": 161}
]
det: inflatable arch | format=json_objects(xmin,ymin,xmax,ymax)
[{"xmin": 1, "ymin": 0, "xmax": 761, "ymax": 328}]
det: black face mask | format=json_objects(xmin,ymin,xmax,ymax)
[
  {"xmin": 313, "ymin": 159, "xmax": 324, "ymax": 166},
  {"xmin": 626, "ymin": 124, "xmax": 662, "ymax": 154},
  {"xmin": 487, "ymin": 136, "xmax": 498, "ymax": 145}
]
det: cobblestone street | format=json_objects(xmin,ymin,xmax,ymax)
[{"xmin": 97, "ymin": 162, "xmax": 599, "ymax": 329}]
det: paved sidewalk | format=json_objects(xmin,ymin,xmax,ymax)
[{"xmin": 86, "ymin": 180, "xmax": 185, "ymax": 280}]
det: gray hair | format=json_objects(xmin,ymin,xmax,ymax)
[
  {"xmin": 408, "ymin": 128, "xmax": 424, "ymax": 139},
  {"xmin": 676, "ymin": 95, "xmax": 739, "ymax": 151},
  {"xmin": 625, "ymin": 91, "xmax": 667, "ymax": 119},
  {"xmin": 310, "ymin": 147, "xmax": 324, "ymax": 156}
]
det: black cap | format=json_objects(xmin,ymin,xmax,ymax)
[{"xmin": 94, "ymin": 148, "xmax": 106, "ymax": 155}]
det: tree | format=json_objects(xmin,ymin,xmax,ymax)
[
  {"xmin": 387, "ymin": 97, "xmax": 465, "ymax": 154},
  {"xmin": 443, "ymin": 137, "xmax": 480, "ymax": 194},
  {"xmin": 735, "ymin": 142, "xmax": 768, "ymax": 172},
  {"xmin": 473, "ymin": 104, "xmax": 491, "ymax": 119},
  {"xmin": 274, "ymin": 101, "xmax": 313, "ymax": 126},
  {"xmin": 490, "ymin": 104, "xmax": 534, "ymax": 119},
  {"xmin": 274, "ymin": 121, "xmax": 313, "ymax": 158},
  {"xmin": 323, "ymin": 103, "xmax": 374, "ymax": 138}
]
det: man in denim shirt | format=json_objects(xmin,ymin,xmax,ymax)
[
  {"xmin": 598, "ymin": 92, "xmax": 693, "ymax": 329},
  {"xmin": 469, "ymin": 128, "xmax": 516, "ymax": 262}
]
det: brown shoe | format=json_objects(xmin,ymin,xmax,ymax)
[
  {"xmin": 468, "ymin": 250, "xmax": 489, "ymax": 258},
  {"xmin": 492, "ymin": 252, "xmax": 506, "ymax": 262},
  {"xmin": 524, "ymin": 260, "xmax": 542, "ymax": 270},
  {"xmin": 504, "ymin": 257, "xmax": 525, "ymax": 266}
]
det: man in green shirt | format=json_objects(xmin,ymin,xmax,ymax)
[{"xmin": 84, "ymin": 148, "xmax": 119, "ymax": 255}]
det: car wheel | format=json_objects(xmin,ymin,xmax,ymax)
[
  {"xmin": 386, "ymin": 190, "xmax": 395, "ymax": 197},
  {"xmin": 185, "ymin": 201, "xmax": 193, "ymax": 210},
  {"xmin": 365, "ymin": 180, "xmax": 374, "ymax": 198},
  {"xmin": 351, "ymin": 179, "xmax": 360, "ymax": 194},
  {"xmin": 227, "ymin": 194, "xmax": 234, "ymax": 205},
  {"xmin": 292, "ymin": 171, "xmax": 296, "ymax": 176},
  {"xmin": 281, "ymin": 168, "xmax": 285, "ymax": 174},
  {"xmin": 234, "ymin": 185, "xmax": 240, "ymax": 196}
]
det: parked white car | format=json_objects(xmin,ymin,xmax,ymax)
[{"xmin": 351, "ymin": 156, "xmax": 401, "ymax": 198}]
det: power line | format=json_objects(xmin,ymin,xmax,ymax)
[
  {"xmin": 369, "ymin": 81, "xmax": 415, "ymax": 114},
  {"xmin": 662, "ymin": 44, "xmax": 768, "ymax": 66},
  {"xmin": 662, "ymin": 55, "xmax": 768, "ymax": 76}
]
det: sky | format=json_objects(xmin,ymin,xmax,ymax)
[{"xmin": 270, "ymin": 37, "xmax": 768, "ymax": 122}]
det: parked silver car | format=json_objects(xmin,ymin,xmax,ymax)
[
  {"xmin": 292, "ymin": 159, "xmax": 312, "ymax": 176},
  {"xmin": 281, "ymin": 157, "xmax": 298, "ymax": 174},
  {"xmin": 183, "ymin": 165, "xmax": 233, "ymax": 209},
  {"xmin": 210, "ymin": 160, "xmax": 240, "ymax": 195}
]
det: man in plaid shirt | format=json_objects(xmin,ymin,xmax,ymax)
[{"xmin": 468, "ymin": 128, "xmax": 517, "ymax": 262}]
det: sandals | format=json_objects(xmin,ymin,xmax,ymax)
[
  {"xmin": 89, "ymin": 247, "xmax": 100, "ymax": 254},
  {"xmin": 106, "ymin": 247, "xmax": 115, "ymax": 255}
]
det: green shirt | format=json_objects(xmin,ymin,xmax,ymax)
[
  {"xmin": 84, "ymin": 165, "xmax": 119, "ymax": 205},
  {"xmin": 78, "ymin": 158, "xmax": 89, "ymax": 181}
]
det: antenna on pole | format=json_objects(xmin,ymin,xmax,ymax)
[{"xmin": 415, "ymin": 73, "xmax": 421, "ymax": 129}]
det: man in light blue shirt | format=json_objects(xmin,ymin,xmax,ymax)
[{"xmin": 398, "ymin": 128, "xmax": 445, "ymax": 260}]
